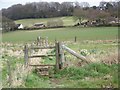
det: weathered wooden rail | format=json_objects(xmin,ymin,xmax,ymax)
[
  {"xmin": 62, "ymin": 44, "xmax": 88, "ymax": 63},
  {"xmin": 24, "ymin": 45, "xmax": 56, "ymax": 65}
]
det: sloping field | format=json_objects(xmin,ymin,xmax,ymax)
[{"xmin": 15, "ymin": 16, "xmax": 75, "ymax": 26}]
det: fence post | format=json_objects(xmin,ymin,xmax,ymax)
[
  {"xmin": 43, "ymin": 38, "xmax": 46, "ymax": 47},
  {"xmin": 45, "ymin": 37, "xmax": 48, "ymax": 47},
  {"xmin": 59, "ymin": 42, "xmax": 65, "ymax": 69},
  {"xmin": 24, "ymin": 45, "xmax": 28, "ymax": 66},
  {"xmin": 37, "ymin": 36, "xmax": 40, "ymax": 45},
  {"xmin": 55, "ymin": 42, "xmax": 59, "ymax": 72},
  {"xmin": 74, "ymin": 36, "xmax": 77, "ymax": 42},
  {"xmin": 40, "ymin": 37, "xmax": 42, "ymax": 46}
]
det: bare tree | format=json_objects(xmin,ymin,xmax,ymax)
[{"xmin": 73, "ymin": 8, "xmax": 88, "ymax": 24}]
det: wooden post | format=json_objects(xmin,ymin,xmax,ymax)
[
  {"xmin": 59, "ymin": 42, "xmax": 65, "ymax": 69},
  {"xmin": 24, "ymin": 45, "xmax": 28, "ymax": 66},
  {"xmin": 43, "ymin": 38, "xmax": 46, "ymax": 47},
  {"xmin": 45, "ymin": 37, "xmax": 48, "ymax": 47},
  {"xmin": 75, "ymin": 36, "xmax": 77, "ymax": 42},
  {"xmin": 7, "ymin": 60, "xmax": 12, "ymax": 87},
  {"xmin": 40, "ymin": 37, "xmax": 42, "ymax": 46},
  {"xmin": 55, "ymin": 42, "xmax": 59, "ymax": 72},
  {"xmin": 62, "ymin": 45, "xmax": 88, "ymax": 63},
  {"xmin": 41, "ymin": 38, "xmax": 44, "ymax": 46},
  {"xmin": 37, "ymin": 36, "xmax": 40, "ymax": 45}
]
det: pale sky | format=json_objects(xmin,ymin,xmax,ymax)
[{"xmin": 0, "ymin": 0, "xmax": 116, "ymax": 10}]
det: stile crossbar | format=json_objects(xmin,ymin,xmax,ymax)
[
  {"xmin": 30, "ymin": 46, "xmax": 55, "ymax": 49},
  {"xmin": 28, "ymin": 54, "xmax": 55, "ymax": 58}
]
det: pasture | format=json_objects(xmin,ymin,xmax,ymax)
[
  {"xmin": 15, "ymin": 16, "xmax": 74, "ymax": 27},
  {"xmin": 3, "ymin": 27, "xmax": 118, "ymax": 42}
]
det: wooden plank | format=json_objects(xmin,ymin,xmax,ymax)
[
  {"xmin": 29, "ymin": 64, "xmax": 55, "ymax": 66},
  {"xmin": 62, "ymin": 45, "xmax": 88, "ymax": 63},
  {"xmin": 28, "ymin": 54, "xmax": 55, "ymax": 58},
  {"xmin": 45, "ymin": 37, "xmax": 48, "ymax": 47},
  {"xmin": 74, "ymin": 36, "xmax": 77, "ymax": 42},
  {"xmin": 30, "ymin": 46, "xmax": 55, "ymax": 49}
]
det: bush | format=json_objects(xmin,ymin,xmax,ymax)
[
  {"xmin": 47, "ymin": 19, "xmax": 63, "ymax": 28},
  {"xmin": 2, "ymin": 16, "xmax": 16, "ymax": 33}
]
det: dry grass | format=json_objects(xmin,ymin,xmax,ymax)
[
  {"xmin": 100, "ymin": 50, "xmax": 118, "ymax": 65},
  {"xmin": 63, "ymin": 47, "xmax": 118, "ymax": 67},
  {"xmin": 10, "ymin": 64, "xmax": 32, "ymax": 87}
]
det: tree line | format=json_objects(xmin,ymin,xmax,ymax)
[
  {"xmin": 73, "ymin": 1, "xmax": 119, "ymax": 25},
  {"xmin": 2, "ymin": 1, "xmax": 119, "ymax": 20},
  {"xmin": 2, "ymin": 2, "xmax": 74, "ymax": 20}
]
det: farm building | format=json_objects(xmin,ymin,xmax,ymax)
[
  {"xmin": 34, "ymin": 23, "xmax": 45, "ymax": 28},
  {"xmin": 16, "ymin": 24, "xmax": 24, "ymax": 29}
]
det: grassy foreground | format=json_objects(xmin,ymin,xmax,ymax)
[
  {"xmin": 3, "ymin": 27, "xmax": 118, "ymax": 42},
  {"xmin": 2, "ymin": 41, "xmax": 118, "ymax": 88},
  {"xmin": 2, "ymin": 25, "xmax": 119, "ymax": 88},
  {"xmin": 24, "ymin": 63, "xmax": 118, "ymax": 88}
]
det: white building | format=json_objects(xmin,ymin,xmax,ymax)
[{"xmin": 17, "ymin": 24, "xmax": 24, "ymax": 29}]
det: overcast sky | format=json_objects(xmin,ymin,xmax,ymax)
[{"xmin": 0, "ymin": 0, "xmax": 116, "ymax": 10}]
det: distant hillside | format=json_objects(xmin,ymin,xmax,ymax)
[{"xmin": 15, "ymin": 16, "xmax": 75, "ymax": 27}]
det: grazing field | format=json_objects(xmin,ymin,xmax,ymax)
[
  {"xmin": 15, "ymin": 16, "xmax": 75, "ymax": 27},
  {"xmin": 3, "ymin": 27, "xmax": 118, "ymax": 42}
]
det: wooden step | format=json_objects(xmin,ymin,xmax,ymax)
[
  {"xmin": 29, "ymin": 64, "xmax": 55, "ymax": 66},
  {"xmin": 28, "ymin": 54, "xmax": 55, "ymax": 58}
]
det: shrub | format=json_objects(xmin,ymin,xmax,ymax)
[{"xmin": 47, "ymin": 19, "xmax": 63, "ymax": 28}]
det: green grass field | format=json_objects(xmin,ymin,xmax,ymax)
[
  {"xmin": 2, "ymin": 15, "xmax": 119, "ymax": 88},
  {"xmin": 3, "ymin": 27, "xmax": 118, "ymax": 42},
  {"xmin": 15, "ymin": 16, "xmax": 75, "ymax": 27},
  {"xmin": 2, "ymin": 25, "xmax": 119, "ymax": 88}
]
